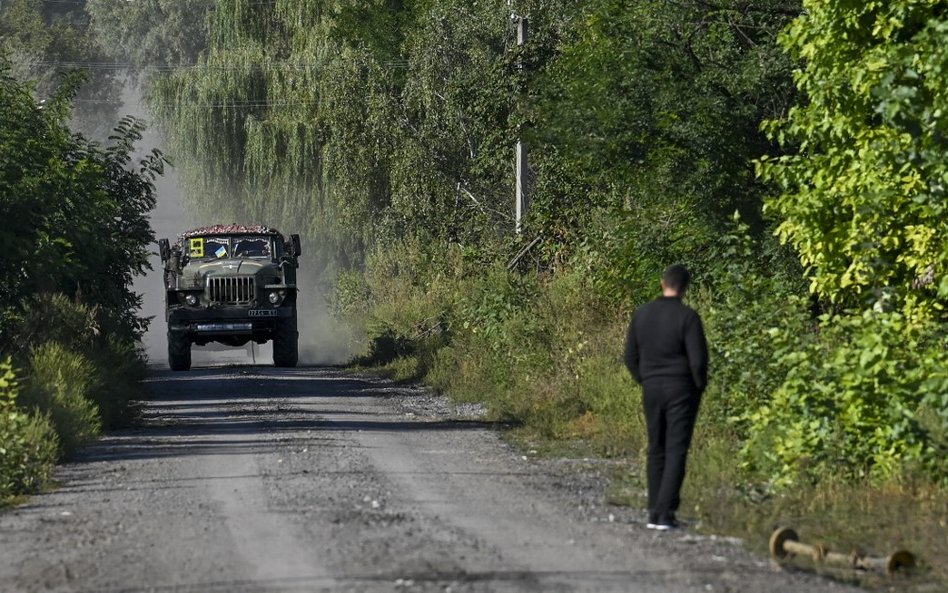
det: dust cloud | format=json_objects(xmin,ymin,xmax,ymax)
[
  {"xmin": 121, "ymin": 83, "xmax": 356, "ymax": 368},
  {"xmin": 123, "ymin": 83, "xmax": 189, "ymax": 366},
  {"xmin": 296, "ymin": 253, "xmax": 358, "ymax": 366}
]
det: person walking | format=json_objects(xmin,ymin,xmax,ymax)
[{"xmin": 624, "ymin": 264, "xmax": 708, "ymax": 531}]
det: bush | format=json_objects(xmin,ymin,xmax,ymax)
[
  {"xmin": 743, "ymin": 311, "xmax": 948, "ymax": 486},
  {"xmin": 426, "ymin": 258, "xmax": 644, "ymax": 447},
  {"xmin": 0, "ymin": 359, "xmax": 58, "ymax": 500},
  {"xmin": 330, "ymin": 269, "xmax": 372, "ymax": 320},
  {"xmin": 355, "ymin": 329, "xmax": 416, "ymax": 367},
  {"xmin": 693, "ymin": 216, "xmax": 812, "ymax": 430},
  {"xmin": 0, "ymin": 296, "xmax": 146, "ymax": 498},
  {"xmin": 20, "ymin": 343, "xmax": 101, "ymax": 457},
  {"xmin": 85, "ymin": 337, "xmax": 146, "ymax": 428},
  {"xmin": 12, "ymin": 294, "xmax": 100, "ymax": 356},
  {"xmin": 9, "ymin": 294, "xmax": 145, "ymax": 430},
  {"xmin": 345, "ymin": 238, "xmax": 467, "ymax": 374}
]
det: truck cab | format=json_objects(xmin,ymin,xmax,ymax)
[{"xmin": 158, "ymin": 224, "xmax": 301, "ymax": 371}]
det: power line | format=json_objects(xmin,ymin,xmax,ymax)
[
  {"xmin": 38, "ymin": 0, "xmax": 281, "ymax": 4},
  {"xmin": 71, "ymin": 98, "xmax": 319, "ymax": 108},
  {"xmin": 22, "ymin": 60, "xmax": 410, "ymax": 71}
]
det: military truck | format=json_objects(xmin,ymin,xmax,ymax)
[{"xmin": 158, "ymin": 224, "xmax": 301, "ymax": 371}]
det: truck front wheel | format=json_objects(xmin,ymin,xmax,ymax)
[
  {"xmin": 168, "ymin": 331, "xmax": 192, "ymax": 371},
  {"xmin": 273, "ymin": 315, "xmax": 299, "ymax": 368}
]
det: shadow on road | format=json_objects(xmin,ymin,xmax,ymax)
[
  {"xmin": 142, "ymin": 366, "xmax": 396, "ymax": 401},
  {"xmin": 67, "ymin": 566, "xmax": 734, "ymax": 593},
  {"xmin": 74, "ymin": 367, "xmax": 510, "ymax": 464}
]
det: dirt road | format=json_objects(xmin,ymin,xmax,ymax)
[{"xmin": 0, "ymin": 366, "xmax": 857, "ymax": 593}]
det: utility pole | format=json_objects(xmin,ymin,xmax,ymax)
[{"xmin": 514, "ymin": 15, "xmax": 530, "ymax": 235}]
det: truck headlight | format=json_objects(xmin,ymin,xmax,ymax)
[
  {"xmin": 185, "ymin": 294, "xmax": 200, "ymax": 306},
  {"xmin": 268, "ymin": 291, "xmax": 284, "ymax": 305}
]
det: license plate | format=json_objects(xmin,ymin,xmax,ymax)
[
  {"xmin": 195, "ymin": 322, "xmax": 253, "ymax": 333},
  {"xmin": 248, "ymin": 309, "xmax": 278, "ymax": 317}
]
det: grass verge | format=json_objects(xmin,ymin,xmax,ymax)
[
  {"xmin": 0, "ymin": 294, "xmax": 147, "ymax": 503},
  {"xmin": 607, "ymin": 435, "xmax": 947, "ymax": 592}
]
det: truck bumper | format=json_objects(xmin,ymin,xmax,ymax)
[{"xmin": 167, "ymin": 306, "xmax": 295, "ymax": 344}]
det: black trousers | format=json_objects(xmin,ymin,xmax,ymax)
[{"xmin": 642, "ymin": 378, "xmax": 701, "ymax": 517}]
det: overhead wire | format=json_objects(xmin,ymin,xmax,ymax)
[
  {"xmin": 21, "ymin": 59, "xmax": 409, "ymax": 109},
  {"xmin": 22, "ymin": 60, "xmax": 410, "ymax": 71},
  {"xmin": 23, "ymin": 60, "xmax": 409, "ymax": 72},
  {"xmin": 69, "ymin": 98, "xmax": 320, "ymax": 108},
  {"xmin": 38, "ymin": 0, "xmax": 282, "ymax": 4}
]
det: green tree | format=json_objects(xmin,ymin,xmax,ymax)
[
  {"xmin": 0, "ymin": 358, "xmax": 58, "ymax": 499},
  {"xmin": 524, "ymin": 0, "xmax": 800, "ymax": 302},
  {"xmin": 531, "ymin": 0, "xmax": 800, "ymax": 286},
  {"xmin": 759, "ymin": 0, "xmax": 948, "ymax": 317},
  {"xmin": 0, "ymin": 60, "xmax": 164, "ymax": 344},
  {"xmin": 147, "ymin": 0, "xmax": 806, "ymax": 298},
  {"xmin": 86, "ymin": 0, "xmax": 212, "ymax": 71},
  {"xmin": 0, "ymin": 0, "xmax": 121, "ymax": 138},
  {"xmin": 747, "ymin": 1, "xmax": 948, "ymax": 484},
  {"xmin": 150, "ymin": 0, "xmax": 530, "ymax": 270}
]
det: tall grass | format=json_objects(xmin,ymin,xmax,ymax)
[
  {"xmin": 0, "ymin": 359, "xmax": 58, "ymax": 501},
  {"xmin": 20, "ymin": 343, "xmax": 102, "ymax": 456},
  {"xmin": 0, "ymin": 294, "xmax": 147, "ymax": 502}
]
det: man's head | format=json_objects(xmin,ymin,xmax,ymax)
[{"xmin": 661, "ymin": 264, "xmax": 691, "ymax": 297}]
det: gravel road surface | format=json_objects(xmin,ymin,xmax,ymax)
[{"xmin": 0, "ymin": 366, "xmax": 860, "ymax": 593}]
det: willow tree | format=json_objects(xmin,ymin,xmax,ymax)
[
  {"xmin": 149, "ymin": 0, "xmax": 540, "ymax": 273},
  {"xmin": 0, "ymin": 62, "xmax": 163, "ymax": 343},
  {"xmin": 86, "ymin": 0, "xmax": 212, "ymax": 70}
]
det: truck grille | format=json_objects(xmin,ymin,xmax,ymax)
[{"xmin": 207, "ymin": 276, "xmax": 255, "ymax": 304}]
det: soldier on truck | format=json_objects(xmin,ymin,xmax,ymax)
[{"xmin": 158, "ymin": 224, "xmax": 301, "ymax": 371}]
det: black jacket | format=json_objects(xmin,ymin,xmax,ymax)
[{"xmin": 624, "ymin": 296, "xmax": 708, "ymax": 392}]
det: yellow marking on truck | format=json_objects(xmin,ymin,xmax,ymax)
[{"xmin": 190, "ymin": 238, "xmax": 204, "ymax": 258}]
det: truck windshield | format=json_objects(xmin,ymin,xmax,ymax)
[
  {"xmin": 185, "ymin": 236, "xmax": 273, "ymax": 260},
  {"xmin": 233, "ymin": 236, "xmax": 272, "ymax": 258}
]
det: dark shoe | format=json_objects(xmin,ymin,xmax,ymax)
[
  {"xmin": 645, "ymin": 512, "xmax": 660, "ymax": 529},
  {"xmin": 652, "ymin": 514, "xmax": 679, "ymax": 531}
]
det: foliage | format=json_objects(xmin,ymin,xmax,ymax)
[
  {"xmin": 11, "ymin": 293, "xmax": 100, "ymax": 355},
  {"xmin": 0, "ymin": 0, "xmax": 121, "ymax": 138},
  {"xmin": 744, "ymin": 311, "xmax": 948, "ymax": 485},
  {"xmin": 146, "ymin": 0, "xmax": 948, "ymax": 492},
  {"xmin": 143, "ymin": 0, "xmax": 801, "ymax": 273},
  {"xmin": 9, "ymin": 294, "xmax": 147, "ymax": 429},
  {"xmin": 759, "ymin": 1, "xmax": 948, "ymax": 316},
  {"xmin": 343, "ymin": 237, "xmax": 638, "ymax": 442},
  {"xmin": 147, "ymin": 0, "xmax": 540, "ymax": 270},
  {"xmin": 0, "ymin": 64, "xmax": 157, "ymax": 494},
  {"xmin": 529, "ymin": 0, "xmax": 800, "ymax": 256},
  {"xmin": 351, "ymin": 222, "xmax": 808, "ymax": 449},
  {"xmin": 0, "ymin": 60, "xmax": 164, "ymax": 346},
  {"xmin": 0, "ymin": 358, "xmax": 58, "ymax": 499},
  {"xmin": 86, "ymin": 0, "xmax": 211, "ymax": 71},
  {"xmin": 87, "ymin": 336, "xmax": 146, "ymax": 428},
  {"xmin": 747, "ymin": 1, "xmax": 948, "ymax": 487},
  {"xmin": 20, "ymin": 342, "xmax": 101, "ymax": 457},
  {"xmin": 689, "ymin": 215, "xmax": 810, "ymax": 429}
]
